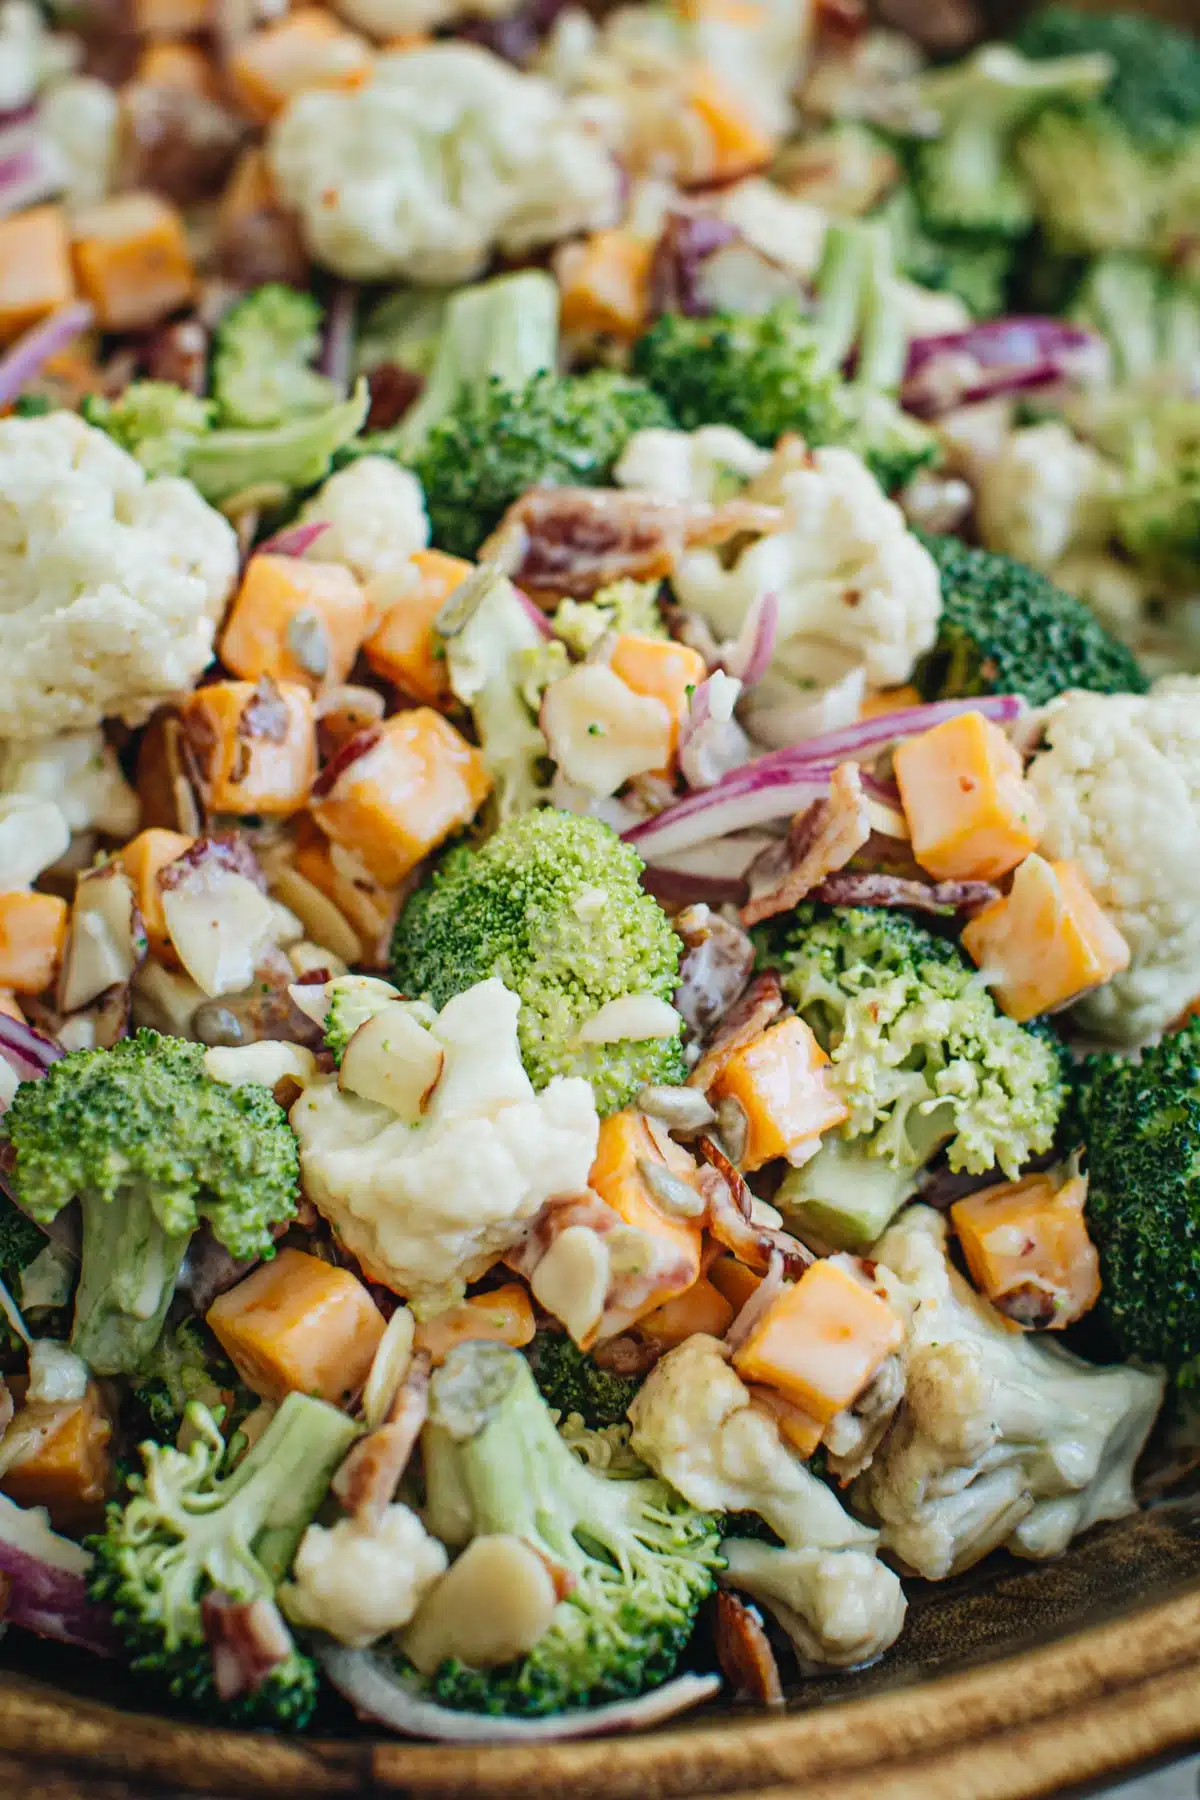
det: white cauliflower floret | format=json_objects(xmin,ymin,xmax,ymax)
[
  {"xmin": 854, "ymin": 1206, "xmax": 1163, "ymax": 1581},
  {"xmin": 0, "ymin": 797, "xmax": 69, "ymax": 890},
  {"xmin": 0, "ymin": 413, "xmax": 238, "ymax": 740},
  {"xmin": 290, "ymin": 978, "xmax": 599, "ymax": 1310},
  {"xmin": 0, "ymin": 0, "xmax": 77, "ymax": 112},
  {"xmin": 297, "ymin": 457, "xmax": 429, "ymax": 586},
  {"xmin": 39, "ymin": 76, "xmax": 119, "ymax": 207},
  {"xmin": 614, "ymin": 425, "xmax": 771, "ymax": 506},
  {"xmin": 664, "ymin": 444, "xmax": 943, "ymax": 689},
  {"xmin": 976, "ymin": 422, "xmax": 1117, "ymax": 573},
  {"xmin": 281, "ymin": 1504, "xmax": 447, "ymax": 1648},
  {"xmin": 0, "ymin": 729, "xmax": 139, "ymax": 839},
  {"xmin": 268, "ymin": 44, "xmax": 618, "ymax": 282},
  {"xmin": 333, "ymin": 0, "xmax": 520, "ymax": 38},
  {"xmin": 1026, "ymin": 679, "xmax": 1200, "ymax": 1044},
  {"xmin": 629, "ymin": 1335, "xmax": 906, "ymax": 1670}
]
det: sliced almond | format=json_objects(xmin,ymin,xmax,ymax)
[
  {"xmin": 529, "ymin": 1224, "xmax": 611, "ymax": 1350},
  {"xmin": 402, "ymin": 1535, "xmax": 560, "ymax": 1677},
  {"xmin": 266, "ymin": 862, "xmax": 363, "ymax": 967},
  {"xmin": 203, "ymin": 1042, "xmax": 318, "ymax": 1090},
  {"xmin": 131, "ymin": 959, "xmax": 205, "ymax": 1037},
  {"xmin": 161, "ymin": 858, "xmax": 278, "ymax": 999},
  {"xmin": 59, "ymin": 864, "xmax": 146, "ymax": 1015},
  {"xmin": 338, "ymin": 1003, "xmax": 445, "ymax": 1121},
  {"xmin": 574, "ymin": 994, "xmax": 682, "ymax": 1045}
]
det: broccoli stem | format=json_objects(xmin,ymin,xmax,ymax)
[
  {"xmin": 208, "ymin": 1392, "xmax": 358, "ymax": 1583},
  {"xmin": 395, "ymin": 270, "xmax": 561, "ymax": 459},
  {"xmin": 72, "ymin": 1191, "xmax": 191, "ymax": 1377},
  {"xmin": 775, "ymin": 1135, "xmax": 922, "ymax": 1253},
  {"xmin": 852, "ymin": 225, "xmax": 910, "ymax": 396},
  {"xmin": 810, "ymin": 222, "xmax": 869, "ymax": 376}
]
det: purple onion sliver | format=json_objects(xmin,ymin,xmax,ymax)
[
  {"xmin": 319, "ymin": 282, "xmax": 357, "ymax": 393},
  {"xmin": 902, "ymin": 318, "xmax": 1105, "ymax": 418},
  {"xmin": 625, "ymin": 770, "xmax": 832, "ymax": 859},
  {"xmin": 641, "ymin": 863, "xmax": 748, "ymax": 907},
  {"xmin": 904, "ymin": 317, "xmax": 1100, "ymax": 378},
  {"xmin": 514, "ymin": 585, "xmax": 554, "ymax": 639},
  {"xmin": 721, "ymin": 589, "xmax": 778, "ymax": 689},
  {"xmin": 0, "ymin": 300, "xmax": 95, "ymax": 411},
  {"xmin": 0, "ymin": 1013, "xmax": 63, "ymax": 1074},
  {"xmin": 739, "ymin": 693, "xmax": 1024, "ymax": 770},
  {"xmin": 0, "ymin": 140, "xmax": 61, "ymax": 220},
  {"xmin": 256, "ymin": 519, "xmax": 329, "ymax": 558}
]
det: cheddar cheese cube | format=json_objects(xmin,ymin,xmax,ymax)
[
  {"xmin": 894, "ymin": 709, "xmax": 1043, "ymax": 883},
  {"xmin": 608, "ymin": 633, "xmax": 708, "ymax": 761},
  {"xmin": 228, "ymin": 7, "xmax": 371, "ymax": 124},
  {"xmin": 951, "ymin": 1171, "xmax": 1100, "ymax": 1330},
  {"xmin": 709, "ymin": 1014, "xmax": 848, "ymax": 1173},
  {"xmin": 118, "ymin": 827, "xmax": 194, "ymax": 959},
  {"xmin": 589, "ymin": 1109, "xmax": 703, "ymax": 1307},
  {"xmin": 640, "ymin": 1276, "xmax": 735, "ymax": 1347},
  {"xmin": 310, "ymin": 707, "xmax": 490, "ymax": 886},
  {"xmin": 557, "ymin": 231, "xmax": 654, "ymax": 341},
  {"xmin": 686, "ymin": 63, "xmax": 775, "ymax": 183},
  {"xmin": 961, "ymin": 853, "xmax": 1131, "ymax": 1023},
  {"xmin": 220, "ymin": 554, "xmax": 371, "ymax": 693},
  {"xmin": 208, "ymin": 1247, "xmax": 386, "ymax": 1406},
  {"xmin": 134, "ymin": 39, "xmax": 220, "ymax": 95},
  {"xmin": 363, "ymin": 549, "xmax": 472, "ymax": 708},
  {"xmin": 72, "ymin": 193, "xmax": 195, "ymax": 331},
  {"xmin": 0, "ymin": 1384, "xmax": 112, "ymax": 1534},
  {"xmin": 0, "ymin": 206, "xmax": 74, "ymax": 346},
  {"xmin": 733, "ymin": 1256, "xmax": 904, "ymax": 1424},
  {"xmin": 181, "ymin": 680, "xmax": 316, "ymax": 816},
  {"xmin": 413, "ymin": 1284, "xmax": 536, "ymax": 1365},
  {"xmin": 0, "ymin": 892, "xmax": 69, "ymax": 995}
]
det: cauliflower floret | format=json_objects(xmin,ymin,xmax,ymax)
[
  {"xmin": 0, "ymin": 730, "xmax": 139, "ymax": 839},
  {"xmin": 976, "ymin": 422, "xmax": 1118, "ymax": 573},
  {"xmin": 39, "ymin": 76, "xmax": 119, "ymax": 207},
  {"xmin": 290, "ymin": 978, "xmax": 600, "ymax": 1310},
  {"xmin": 281, "ymin": 1504, "xmax": 448, "ymax": 1648},
  {"xmin": 0, "ymin": 0, "xmax": 77, "ymax": 112},
  {"xmin": 614, "ymin": 425, "xmax": 771, "ymax": 505},
  {"xmin": 1051, "ymin": 551, "xmax": 1151, "ymax": 643},
  {"xmin": 0, "ymin": 412, "xmax": 238, "ymax": 741},
  {"xmin": 629, "ymin": 1334, "xmax": 907, "ymax": 1669},
  {"xmin": 1026, "ymin": 679, "xmax": 1200, "ymax": 1045},
  {"xmin": 268, "ymin": 44, "xmax": 619, "ymax": 283},
  {"xmin": 333, "ymin": 0, "xmax": 520, "ymax": 38},
  {"xmin": 664, "ymin": 444, "xmax": 942, "ymax": 689},
  {"xmin": 854, "ymin": 1206, "xmax": 1163, "ymax": 1581},
  {"xmin": 297, "ymin": 457, "xmax": 429, "ymax": 586},
  {"xmin": 0, "ymin": 796, "xmax": 70, "ymax": 890}
]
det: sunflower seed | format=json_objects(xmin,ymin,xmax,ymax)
[{"xmin": 638, "ymin": 1158, "xmax": 706, "ymax": 1219}]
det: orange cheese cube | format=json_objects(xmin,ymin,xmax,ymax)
[
  {"xmin": 961, "ymin": 853, "xmax": 1131, "ymax": 1024},
  {"xmin": 557, "ymin": 231, "xmax": 654, "ymax": 341},
  {"xmin": 118, "ymin": 827, "xmax": 194, "ymax": 958},
  {"xmin": 686, "ymin": 63, "xmax": 775, "ymax": 183},
  {"xmin": 893, "ymin": 709, "xmax": 1043, "ymax": 883},
  {"xmin": 362, "ymin": 549, "xmax": 472, "ymax": 708},
  {"xmin": 608, "ymin": 634, "xmax": 708, "ymax": 761},
  {"xmin": 221, "ymin": 555, "xmax": 371, "ymax": 693},
  {"xmin": 709, "ymin": 1015, "xmax": 848, "ymax": 1173},
  {"xmin": 744, "ymin": 1382, "xmax": 825, "ymax": 1458},
  {"xmin": 310, "ymin": 708, "xmax": 490, "ymax": 887},
  {"xmin": 707, "ymin": 1253, "xmax": 761, "ymax": 1316},
  {"xmin": 134, "ymin": 39, "xmax": 220, "ymax": 94},
  {"xmin": 859, "ymin": 684, "xmax": 921, "ymax": 722},
  {"xmin": 589, "ymin": 1110, "xmax": 704, "ymax": 1309},
  {"xmin": 733, "ymin": 1257, "xmax": 904, "ymax": 1424},
  {"xmin": 207, "ymin": 1247, "xmax": 387, "ymax": 1405},
  {"xmin": 641, "ymin": 1276, "xmax": 735, "ymax": 1347},
  {"xmin": 0, "ymin": 893, "xmax": 68, "ymax": 995},
  {"xmin": 413, "ymin": 1284, "xmax": 536, "ymax": 1366},
  {"xmin": 0, "ymin": 207, "xmax": 74, "ymax": 346},
  {"xmin": 0, "ymin": 991, "xmax": 24, "ymax": 1023},
  {"xmin": 71, "ymin": 193, "xmax": 194, "ymax": 332},
  {"xmin": 228, "ymin": 7, "xmax": 371, "ymax": 124},
  {"xmin": 133, "ymin": 0, "xmax": 210, "ymax": 35},
  {"xmin": 181, "ymin": 680, "xmax": 315, "ymax": 817},
  {"xmin": 0, "ymin": 1385, "xmax": 112, "ymax": 1534},
  {"xmin": 951, "ymin": 1172, "xmax": 1100, "ymax": 1330}
]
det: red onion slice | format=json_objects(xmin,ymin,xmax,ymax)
[
  {"xmin": 902, "ymin": 319, "xmax": 1106, "ymax": 418},
  {"xmin": 319, "ymin": 282, "xmax": 357, "ymax": 393},
  {"xmin": 321, "ymin": 1649, "xmax": 720, "ymax": 1742},
  {"xmin": 0, "ymin": 1495, "xmax": 114, "ymax": 1657},
  {"xmin": 739, "ymin": 693, "xmax": 1023, "ymax": 768},
  {"xmin": 0, "ymin": 1014, "xmax": 64, "ymax": 1083},
  {"xmin": 626, "ymin": 766, "xmax": 834, "ymax": 859},
  {"xmin": 255, "ymin": 520, "xmax": 330, "ymax": 558},
  {"xmin": 0, "ymin": 300, "xmax": 95, "ymax": 411},
  {"xmin": 720, "ymin": 591, "xmax": 778, "ymax": 689},
  {"xmin": 0, "ymin": 134, "xmax": 64, "ymax": 219}
]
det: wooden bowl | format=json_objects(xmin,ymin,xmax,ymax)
[{"xmin": 3, "ymin": 1485, "xmax": 1200, "ymax": 1797}]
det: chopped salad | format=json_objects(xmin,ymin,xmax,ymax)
[{"xmin": 0, "ymin": 0, "xmax": 1197, "ymax": 1742}]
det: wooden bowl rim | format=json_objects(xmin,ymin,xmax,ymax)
[{"xmin": 2, "ymin": 1582, "xmax": 1200, "ymax": 1797}]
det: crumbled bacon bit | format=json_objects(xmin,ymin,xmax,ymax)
[
  {"xmin": 202, "ymin": 1593, "xmax": 295, "ymax": 1702},
  {"xmin": 673, "ymin": 905, "xmax": 756, "ymax": 1039},
  {"xmin": 741, "ymin": 764, "xmax": 871, "ymax": 927},
  {"xmin": 714, "ymin": 1590, "xmax": 785, "ymax": 1706},
  {"xmin": 365, "ymin": 362, "xmax": 424, "ymax": 432},
  {"xmin": 812, "ymin": 871, "xmax": 1000, "ymax": 917},
  {"xmin": 687, "ymin": 972, "xmax": 784, "ymax": 1094},
  {"xmin": 697, "ymin": 1143, "xmax": 814, "ymax": 1279},
  {"xmin": 333, "ymin": 1353, "xmax": 431, "ymax": 1525}
]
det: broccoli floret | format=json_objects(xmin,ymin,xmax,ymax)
[
  {"xmin": 763, "ymin": 905, "xmax": 1069, "ymax": 1235},
  {"xmin": 878, "ymin": 185, "xmax": 1015, "ymax": 320},
  {"xmin": 1114, "ymin": 401, "xmax": 1200, "ymax": 587},
  {"xmin": 321, "ymin": 974, "xmax": 402, "ymax": 1066},
  {"xmin": 1071, "ymin": 254, "xmax": 1200, "ymax": 388},
  {"xmin": 1076, "ymin": 1018, "xmax": 1200, "ymax": 1377},
  {"xmin": 526, "ymin": 1331, "xmax": 643, "ymax": 1429},
  {"xmin": 83, "ymin": 379, "xmax": 368, "ymax": 508},
  {"xmin": 914, "ymin": 531, "xmax": 1148, "ymax": 705},
  {"xmin": 413, "ymin": 1340, "xmax": 720, "ymax": 1714},
  {"xmin": 909, "ymin": 41, "xmax": 1113, "ymax": 241},
  {"xmin": 355, "ymin": 286, "xmax": 452, "ymax": 380},
  {"xmin": 0, "ymin": 1191, "xmax": 50, "ymax": 1355},
  {"xmin": 210, "ymin": 283, "xmax": 339, "ymax": 429},
  {"xmin": 1014, "ymin": 7, "xmax": 1200, "ymax": 255},
  {"xmin": 391, "ymin": 809, "xmax": 684, "ymax": 1116},
  {"xmin": 632, "ymin": 302, "xmax": 848, "ymax": 452},
  {"xmin": 1, "ymin": 1030, "xmax": 300, "ymax": 1376},
  {"xmin": 129, "ymin": 1317, "xmax": 255, "ymax": 1445},
  {"xmin": 551, "ymin": 581, "xmax": 667, "ymax": 657},
  {"xmin": 88, "ymin": 1393, "xmax": 358, "ymax": 1726}
]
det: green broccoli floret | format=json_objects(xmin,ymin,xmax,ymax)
[
  {"xmin": 1113, "ymin": 400, "xmax": 1200, "ymax": 586},
  {"xmin": 0, "ymin": 1191, "xmax": 51, "ymax": 1355},
  {"xmin": 551, "ymin": 580, "xmax": 667, "ymax": 657},
  {"xmin": 83, "ymin": 379, "xmax": 368, "ymax": 507},
  {"xmin": 391, "ymin": 809, "xmax": 685, "ymax": 1116},
  {"xmin": 88, "ymin": 1393, "xmax": 358, "ymax": 1726},
  {"xmin": 762, "ymin": 905, "xmax": 1069, "ymax": 1249},
  {"xmin": 210, "ymin": 284, "xmax": 339, "ymax": 429},
  {"xmin": 526, "ymin": 1331, "xmax": 642, "ymax": 1429},
  {"xmin": 1, "ymin": 1030, "xmax": 300, "ymax": 1376},
  {"xmin": 1071, "ymin": 254, "xmax": 1200, "ymax": 388},
  {"xmin": 355, "ymin": 286, "xmax": 452, "ymax": 381},
  {"xmin": 1076, "ymin": 1017, "xmax": 1200, "ymax": 1377},
  {"xmin": 914, "ymin": 531, "xmax": 1148, "ymax": 705},
  {"xmin": 632, "ymin": 301, "xmax": 848, "ymax": 452},
  {"xmin": 413, "ymin": 1340, "xmax": 720, "ymax": 1715},
  {"xmin": 1014, "ymin": 7, "xmax": 1200, "ymax": 255},
  {"xmin": 877, "ymin": 185, "xmax": 1015, "ymax": 320},
  {"xmin": 909, "ymin": 40, "xmax": 1113, "ymax": 241},
  {"xmin": 129, "ymin": 1317, "xmax": 256, "ymax": 1444}
]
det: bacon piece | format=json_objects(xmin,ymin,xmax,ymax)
[
  {"xmin": 509, "ymin": 1192, "xmax": 697, "ymax": 1348},
  {"xmin": 673, "ymin": 904, "xmax": 755, "ymax": 1039},
  {"xmin": 724, "ymin": 1249, "xmax": 785, "ymax": 1355},
  {"xmin": 202, "ymin": 1593, "xmax": 295, "ymax": 1702},
  {"xmin": 687, "ymin": 971, "xmax": 783, "ymax": 1094},
  {"xmin": 591, "ymin": 1333, "xmax": 665, "ymax": 1378},
  {"xmin": 696, "ymin": 1141, "xmax": 814, "ymax": 1280},
  {"xmin": 714, "ymin": 1590, "xmax": 785, "ymax": 1707},
  {"xmin": 741, "ymin": 764, "xmax": 871, "ymax": 927},
  {"xmin": 482, "ymin": 488, "xmax": 783, "ymax": 603},
  {"xmin": 812, "ymin": 871, "xmax": 1000, "ymax": 916},
  {"xmin": 332, "ymin": 1352, "xmax": 430, "ymax": 1526}
]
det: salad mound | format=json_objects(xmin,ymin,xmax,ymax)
[{"xmin": 0, "ymin": 0, "xmax": 1193, "ymax": 1743}]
